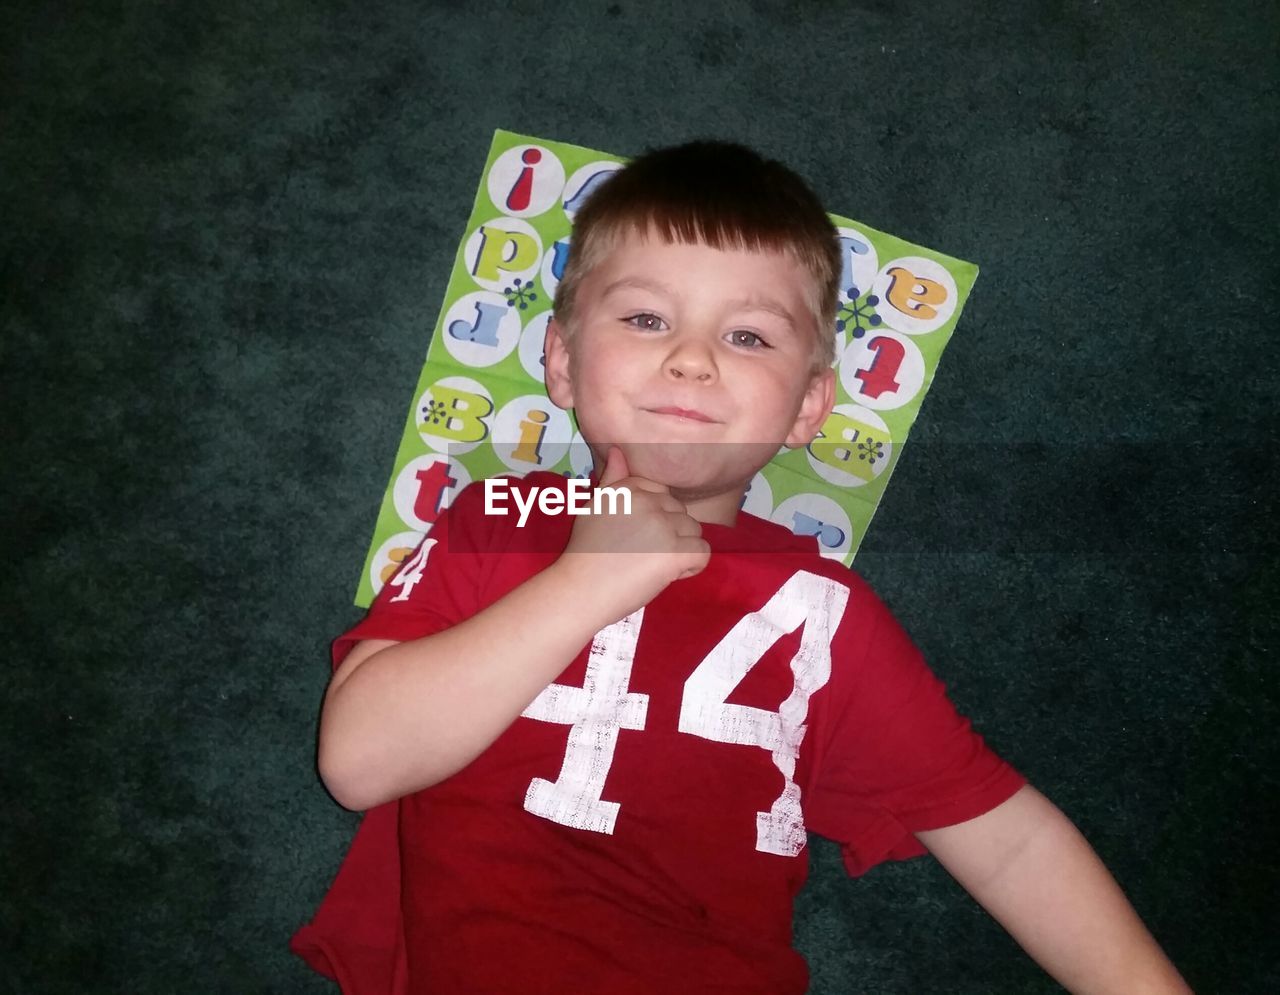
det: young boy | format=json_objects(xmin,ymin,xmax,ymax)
[{"xmin": 293, "ymin": 142, "xmax": 1190, "ymax": 993}]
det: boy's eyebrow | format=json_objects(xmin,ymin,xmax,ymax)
[
  {"xmin": 724, "ymin": 295, "xmax": 799, "ymax": 329},
  {"xmin": 599, "ymin": 277, "xmax": 674, "ymax": 300},
  {"xmin": 601, "ymin": 278, "xmax": 799, "ymax": 328}
]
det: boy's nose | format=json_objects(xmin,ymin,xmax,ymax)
[{"xmin": 664, "ymin": 341, "xmax": 717, "ymax": 382}]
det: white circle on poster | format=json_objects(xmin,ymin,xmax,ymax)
[
  {"xmin": 771, "ymin": 493, "xmax": 854, "ymax": 561},
  {"xmin": 369, "ymin": 529, "xmax": 430, "ymax": 598},
  {"xmin": 392, "ymin": 453, "xmax": 473, "ymax": 531},
  {"xmin": 805, "ymin": 404, "xmax": 893, "ymax": 488},
  {"xmin": 441, "ymin": 291, "xmax": 522, "ymax": 368},
  {"xmin": 872, "ymin": 256, "xmax": 958, "ymax": 335},
  {"xmin": 831, "ymin": 328, "xmax": 849, "ymax": 367},
  {"xmin": 740, "ymin": 472, "xmax": 774, "ymax": 519},
  {"xmin": 518, "ymin": 310, "xmax": 552, "ymax": 383},
  {"xmin": 415, "ymin": 375, "xmax": 494, "ymax": 456},
  {"xmin": 462, "ymin": 217, "xmax": 543, "ymax": 294},
  {"xmin": 562, "ymin": 161, "xmax": 623, "ymax": 220},
  {"xmin": 838, "ymin": 329, "xmax": 925, "ymax": 410},
  {"xmin": 486, "ymin": 144, "xmax": 565, "ymax": 219},
  {"xmin": 540, "ymin": 236, "xmax": 569, "ymax": 302},
  {"xmin": 836, "ymin": 226, "xmax": 880, "ymax": 300},
  {"xmin": 568, "ymin": 432, "xmax": 594, "ymax": 478},
  {"xmin": 491, "ymin": 394, "xmax": 574, "ymax": 473}
]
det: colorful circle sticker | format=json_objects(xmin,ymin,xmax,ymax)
[
  {"xmin": 463, "ymin": 217, "xmax": 543, "ymax": 294},
  {"xmin": 486, "ymin": 144, "xmax": 565, "ymax": 219},
  {"xmin": 441, "ymin": 291, "xmax": 523, "ymax": 368},
  {"xmin": 872, "ymin": 256, "xmax": 958, "ymax": 335},
  {"xmin": 562, "ymin": 161, "xmax": 623, "ymax": 219},
  {"xmin": 568, "ymin": 433, "xmax": 594, "ymax": 478},
  {"xmin": 771, "ymin": 493, "xmax": 854, "ymax": 561},
  {"xmin": 838, "ymin": 329, "xmax": 925, "ymax": 411},
  {"xmin": 831, "ymin": 329, "xmax": 849, "ymax": 366},
  {"xmin": 369, "ymin": 529, "xmax": 429, "ymax": 597},
  {"xmin": 416, "ymin": 375, "xmax": 494, "ymax": 455},
  {"xmin": 518, "ymin": 310, "xmax": 552, "ymax": 383},
  {"xmin": 836, "ymin": 226, "xmax": 880, "ymax": 300},
  {"xmin": 805, "ymin": 404, "xmax": 893, "ymax": 488},
  {"xmin": 540, "ymin": 236, "xmax": 569, "ymax": 302},
  {"xmin": 741, "ymin": 472, "xmax": 774, "ymax": 519},
  {"xmin": 491, "ymin": 394, "xmax": 574, "ymax": 473},
  {"xmin": 392, "ymin": 453, "xmax": 473, "ymax": 531}
]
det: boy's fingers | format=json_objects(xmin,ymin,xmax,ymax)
[
  {"xmin": 670, "ymin": 513, "xmax": 702, "ymax": 538},
  {"xmin": 595, "ymin": 449, "xmax": 674, "ymax": 495},
  {"xmin": 658, "ymin": 494, "xmax": 687, "ymax": 514},
  {"xmin": 677, "ymin": 539, "xmax": 712, "ymax": 576}
]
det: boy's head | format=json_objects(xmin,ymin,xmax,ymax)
[
  {"xmin": 553, "ymin": 141, "xmax": 841, "ymax": 373},
  {"xmin": 543, "ymin": 142, "xmax": 841, "ymax": 520}
]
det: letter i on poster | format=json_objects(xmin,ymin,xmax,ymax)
[{"xmin": 353, "ymin": 130, "xmax": 979, "ymax": 608}]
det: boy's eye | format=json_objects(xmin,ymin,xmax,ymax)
[
  {"xmin": 624, "ymin": 313, "xmax": 667, "ymax": 332},
  {"xmin": 728, "ymin": 329, "xmax": 769, "ymax": 349}
]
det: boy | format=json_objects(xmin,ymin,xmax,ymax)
[{"xmin": 293, "ymin": 142, "xmax": 1190, "ymax": 993}]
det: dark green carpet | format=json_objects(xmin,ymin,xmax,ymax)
[{"xmin": 4, "ymin": 1, "xmax": 1276, "ymax": 992}]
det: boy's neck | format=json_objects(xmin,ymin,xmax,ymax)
[{"xmin": 675, "ymin": 487, "xmax": 746, "ymax": 527}]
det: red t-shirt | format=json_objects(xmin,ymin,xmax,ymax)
[{"xmin": 293, "ymin": 473, "xmax": 1024, "ymax": 994}]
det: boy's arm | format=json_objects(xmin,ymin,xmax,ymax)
[
  {"xmin": 320, "ymin": 562, "xmax": 612, "ymax": 811},
  {"xmin": 319, "ymin": 448, "xmax": 709, "ymax": 812},
  {"xmin": 916, "ymin": 784, "xmax": 1191, "ymax": 994}
]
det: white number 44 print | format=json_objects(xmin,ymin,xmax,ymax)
[{"xmin": 521, "ymin": 571, "xmax": 850, "ymax": 856}]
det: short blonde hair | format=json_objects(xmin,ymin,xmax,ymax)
[{"xmin": 554, "ymin": 142, "xmax": 841, "ymax": 372}]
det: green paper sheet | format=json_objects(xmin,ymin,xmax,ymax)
[{"xmin": 353, "ymin": 130, "xmax": 978, "ymax": 608}]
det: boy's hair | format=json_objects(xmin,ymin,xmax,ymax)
[{"xmin": 554, "ymin": 141, "xmax": 842, "ymax": 371}]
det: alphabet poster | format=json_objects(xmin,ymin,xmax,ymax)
[{"xmin": 353, "ymin": 130, "xmax": 978, "ymax": 607}]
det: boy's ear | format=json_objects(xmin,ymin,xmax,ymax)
[
  {"xmin": 784, "ymin": 367, "xmax": 836, "ymax": 448},
  {"xmin": 543, "ymin": 317, "xmax": 574, "ymax": 410}
]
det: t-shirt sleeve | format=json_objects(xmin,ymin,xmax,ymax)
[
  {"xmin": 330, "ymin": 478, "xmax": 498, "ymax": 670},
  {"xmin": 804, "ymin": 576, "xmax": 1026, "ymax": 876}
]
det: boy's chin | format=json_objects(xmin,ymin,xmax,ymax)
[{"xmin": 612, "ymin": 442, "xmax": 778, "ymax": 494}]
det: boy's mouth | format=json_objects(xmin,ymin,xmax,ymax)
[{"xmin": 644, "ymin": 405, "xmax": 718, "ymax": 423}]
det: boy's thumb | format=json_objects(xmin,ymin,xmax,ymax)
[{"xmin": 599, "ymin": 445, "xmax": 629, "ymax": 485}]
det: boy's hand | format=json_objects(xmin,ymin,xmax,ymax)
[{"xmin": 555, "ymin": 446, "xmax": 711, "ymax": 623}]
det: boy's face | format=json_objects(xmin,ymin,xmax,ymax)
[{"xmin": 544, "ymin": 233, "xmax": 834, "ymax": 523}]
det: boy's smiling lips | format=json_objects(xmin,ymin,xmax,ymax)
[{"xmin": 643, "ymin": 405, "xmax": 719, "ymax": 424}]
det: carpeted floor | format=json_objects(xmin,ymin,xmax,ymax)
[{"xmin": 3, "ymin": 1, "xmax": 1276, "ymax": 991}]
